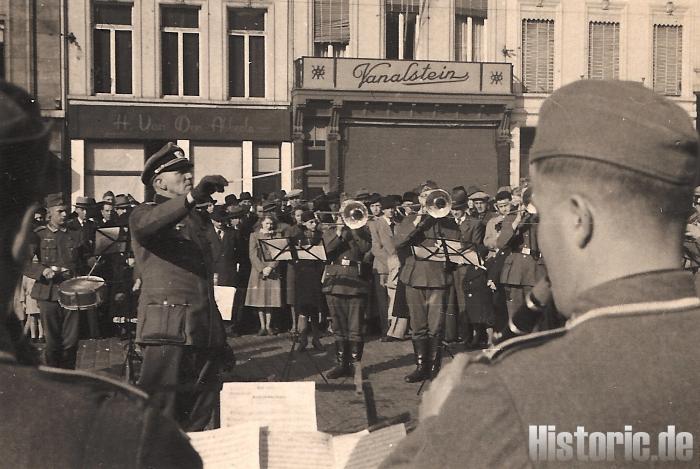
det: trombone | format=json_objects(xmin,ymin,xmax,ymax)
[
  {"xmin": 423, "ymin": 189, "xmax": 452, "ymax": 219},
  {"xmin": 315, "ymin": 199, "xmax": 371, "ymax": 229}
]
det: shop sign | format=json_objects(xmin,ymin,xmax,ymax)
[
  {"xmin": 300, "ymin": 58, "xmax": 512, "ymax": 95},
  {"xmin": 69, "ymin": 105, "xmax": 291, "ymax": 141}
]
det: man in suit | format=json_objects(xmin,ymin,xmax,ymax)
[
  {"xmin": 381, "ymin": 80, "xmax": 700, "ymax": 468},
  {"xmin": 370, "ymin": 196, "xmax": 402, "ymax": 341},
  {"xmin": 394, "ymin": 181, "xmax": 460, "ymax": 382},
  {"xmin": 130, "ymin": 142, "xmax": 231, "ymax": 431}
]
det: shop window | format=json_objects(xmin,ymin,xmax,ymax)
[
  {"xmin": 314, "ymin": 0, "xmax": 349, "ymax": 57},
  {"xmin": 161, "ymin": 5, "xmax": 200, "ymax": 97},
  {"xmin": 521, "ymin": 18, "xmax": 554, "ymax": 93},
  {"xmin": 228, "ymin": 8, "xmax": 266, "ymax": 98},
  {"xmin": 588, "ymin": 21, "xmax": 619, "ymax": 80},
  {"xmin": 385, "ymin": 0, "xmax": 418, "ymax": 60},
  {"xmin": 191, "ymin": 143, "xmax": 244, "ymax": 199},
  {"xmin": 454, "ymin": 0, "xmax": 486, "ymax": 62},
  {"xmin": 93, "ymin": 2, "xmax": 133, "ymax": 94},
  {"xmin": 253, "ymin": 144, "xmax": 280, "ymax": 195},
  {"xmin": 653, "ymin": 24, "xmax": 682, "ymax": 96},
  {"xmin": 85, "ymin": 142, "xmax": 145, "ymax": 201},
  {"xmin": 305, "ymin": 141, "xmax": 327, "ymax": 171},
  {"xmin": 0, "ymin": 20, "xmax": 5, "ymax": 80}
]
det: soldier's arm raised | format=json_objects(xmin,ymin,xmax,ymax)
[
  {"xmin": 129, "ymin": 195, "xmax": 191, "ymax": 242},
  {"xmin": 495, "ymin": 213, "xmax": 517, "ymax": 250}
]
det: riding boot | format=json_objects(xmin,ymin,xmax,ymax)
[
  {"xmin": 404, "ymin": 338, "xmax": 431, "ymax": 383},
  {"xmin": 467, "ymin": 324, "xmax": 488, "ymax": 350},
  {"xmin": 429, "ymin": 335, "xmax": 443, "ymax": 379},
  {"xmin": 326, "ymin": 340, "xmax": 350, "ymax": 379}
]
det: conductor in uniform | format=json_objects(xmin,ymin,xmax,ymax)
[
  {"xmin": 0, "ymin": 81, "xmax": 201, "ymax": 468},
  {"xmin": 130, "ymin": 142, "xmax": 230, "ymax": 432},
  {"xmin": 381, "ymin": 80, "xmax": 700, "ymax": 467}
]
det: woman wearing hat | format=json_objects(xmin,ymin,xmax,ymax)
[
  {"xmin": 246, "ymin": 214, "xmax": 284, "ymax": 335},
  {"xmin": 289, "ymin": 210, "xmax": 325, "ymax": 351}
]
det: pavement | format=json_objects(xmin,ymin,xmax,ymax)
[{"xmin": 73, "ymin": 331, "xmax": 478, "ymax": 435}]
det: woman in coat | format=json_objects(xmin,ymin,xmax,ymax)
[{"xmin": 246, "ymin": 215, "xmax": 283, "ymax": 335}]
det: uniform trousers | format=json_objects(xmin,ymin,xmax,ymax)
[
  {"xmin": 504, "ymin": 284, "xmax": 533, "ymax": 320},
  {"xmin": 38, "ymin": 300, "xmax": 80, "ymax": 369},
  {"xmin": 373, "ymin": 270, "xmax": 390, "ymax": 333},
  {"xmin": 405, "ymin": 286, "xmax": 448, "ymax": 339},
  {"xmin": 138, "ymin": 344, "xmax": 221, "ymax": 432},
  {"xmin": 325, "ymin": 294, "xmax": 365, "ymax": 342}
]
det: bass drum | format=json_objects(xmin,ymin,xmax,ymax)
[{"xmin": 58, "ymin": 276, "xmax": 107, "ymax": 310}]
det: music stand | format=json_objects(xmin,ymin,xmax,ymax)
[{"xmin": 258, "ymin": 237, "xmax": 329, "ymax": 384}]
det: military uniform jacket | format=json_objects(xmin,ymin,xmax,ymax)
[
  {"xmin": 496, "ymin": 212, "xmax": 546, "ymax": 287},
  {"xmin": 0, "ymin": 353, "xmax": 201, "ymax": 468},
  {"xmin": 394, "ymin": 214, "xmax": 459, "ymax": 288},
  {"xmin": 129, "ymin": 194, "xmax": 226, "ymax": 348},
  {"xmin": 322, "ymin": 226, "xmax": 372, "ymax": 296},
  {"xmin": 25, "ymin": 225, "xmax": 85, "ymax": 302},
  {"xmin": 380, "ymin": 270, "xmax": 700, "ymax": 468}
]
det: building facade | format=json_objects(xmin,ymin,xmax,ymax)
[
  {"xmin": 487, "ymin": 0, "xmax": 700, "ymax": 184},
  {"xmin": 1, "ymin": 0, "xmax": 67, "ymax": 192},
  {"xmin": 66, "ymin": 0, "xmax": 293, "ymax": 204}
]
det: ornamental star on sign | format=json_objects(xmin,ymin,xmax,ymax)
[{"xmin": 311, "ymin": 65, "xmax": 326, "ymax": 80}]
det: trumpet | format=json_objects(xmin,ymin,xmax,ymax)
[{"xmin": 423, "ymin": 189, "xmax": 452, "ymax": 219}]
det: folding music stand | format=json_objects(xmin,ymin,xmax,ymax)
[
  {"xmin": 94, "ymin": 227, "xmax": 129, "ymax": 257},
  {"xmin": 258, "ymin": 237, "xmax": 329, "ymax": 384}
]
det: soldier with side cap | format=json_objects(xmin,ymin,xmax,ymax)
[{"xmin": 381, "ymin": 80, "xmax": 700, "ymax": 468}]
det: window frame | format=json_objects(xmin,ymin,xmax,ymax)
[
  {"xmin": 227, "ymin": 8, "xmax": 268, "ymax": 99},
  {"xmin": 160, "ymin": 5, "xmax": 201, "ymax": 97},
  {"xmin": 385, "ymin": 10, "xmax": 418, "ymax": 60},
  {"xmin": 93, "ymin": 3, "xmax": 134, "ymax": 96},
  {"xmin": 454, "ymin": 15, "xmax": 485, "ymax": 62},
  {"xmin": 652, "ymin": 23, "xmax": 683, "ymax": 97},
  {"xmin": 587, "ymin": 20, "xmax": 620, "ymax": 81},
  {"xmin": 520, "ymin": 17, "xmax": 555, "ymax": 94}
]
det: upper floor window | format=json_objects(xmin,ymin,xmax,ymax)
[
  {"xmin": 228, "ymin": 8, "xmax": 266, "ymax": 98},
  {"xmin": 385, "ymin": 0, "xmax": 419, "ymax": 59},
  {"xmin": 0, "ymin": 20, "xmax": 5, "ymax": 80},
  {"xmin": 454, "ymin": 0, "xmax": 486, "ymax": 62},
  {"xmin": 521, "ymin": 18, "xmax": 554, "ymax": 93},
  {"xmin": 653, "ymin": 24, "xmax": 682, "ymax": 96},
  {"xmin": 314, "ymin": 0, "xmax": 349, "ymax": 58},
  {"xmin": 93, "ymin": 2, "xmax": 132, "ymax": 94},
  {"xmin": 588, "ymin": 21, "xmax": 619, "ymax": 80},
  {"xmin": 161, "ymin": 5, "xmax": 200, "ymax": 97}
]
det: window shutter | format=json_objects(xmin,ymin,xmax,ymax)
[
  {"xmin": 522, "ymin": 19, "xmax": 554, "ymax": 93},
  {"xmin": 653, "ymin": 24, "xmax": 682, "ymax": 96},
  {"xmin": 588, "ymin": 21, "xmax": 619, "ymax": 80},
  {"xmin": 314, "ymin": 0, "xmax": 350, "ymax": 44},
  {"xmin": 455, "ymin": 0, "xmax": 487, "ymax": 18},
  {"xmin": 386, "ymin": 0, "xmax": 420, "ymax": 14}
]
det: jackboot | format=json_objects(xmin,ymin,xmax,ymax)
[
  {"xmin": 310, "ymin": 321, "xmax": 323, "ymax": 351},
  {"xmin": 404, "ymin": 337, "xmax": 431, "ymax": 383},
  {"xmin": 326, "ymin": 340, "xmax": 351, "ymax": 379},
  {"xmin": 429, "ymin": 335, "xmax": 443, "ymax": 379}
]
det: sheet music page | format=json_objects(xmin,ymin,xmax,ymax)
[
  {"xmin": 336, "ymin": 424, "xmax": 407, "ymax": 469},
  {"xmin": 329, "ymin": 429, "xmax": 369, "ymax": 469},
  {"xmin": 296, "ymin": 244, "xmax": 327, "ymax": 261},
  {"xmin": 220, "ymin": 382, "xmax": 318, "ymax": 431},
  {"xmin": 214, "ymin": 286, "xmax": 236, "ymax": 320},
  {"xmin": 187, "ymin": 424, "xmax": 260, "ymax": 469},
  {"xmin": 260, "ymin": 430, "xmax": 333, "ymax": 469},
  {"xmin": 412, "ymin": 245, "xmax": 445, "ymax": 262}
]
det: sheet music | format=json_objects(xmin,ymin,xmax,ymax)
[
  {"xmin": 296, "ymin": 244, "xmax": 327, "ymax": 261},
  {"xmin": 220, "ymin": 382, "xmax": 317, "ymax": 432},
  {"xmin": 330, "ymin": 429, "xmax": 369, "ymax": 469},
  {"xmin": 259, "ymin": 238, "xmax": 294, "ymax": 261},
  {"xmin": 214, "ymin": 286, "xmax": 236, "ymax": 321},
  {"xmin": 340, "ymin": 424, "xmax": 407, "ymax": 469},
  {"xmin": 94, "ymin": 227, "xmax": 126, "ymax": 255},
  {"xmin": 261, "ymin": 430, "xmax": 332, "ymax": 469},
  {"xmin": 188, "ymin": 424, "xmax": 260, "ymax": 469}
]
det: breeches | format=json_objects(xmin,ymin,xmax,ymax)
[
  {"xmin": 326, "ymin": 294, "xmax": 365, "ymax": 342},
  {"xmin": 39, "ymin": 300, "xmax": 80, "ymax": 369},
  {"xmin": 405, "ymin": 286, "xmax": 447, "ymax": 339}
]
